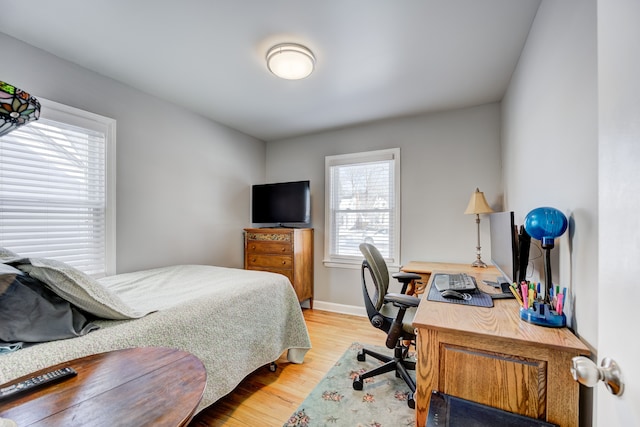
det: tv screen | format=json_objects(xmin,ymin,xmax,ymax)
[
  {"xmin": 489, "ymin": 211, "xmax": 517, "ymax": 285},
  {"xmin": 251, "ymin": 180, "xmax": 310, "ymax": 225}
]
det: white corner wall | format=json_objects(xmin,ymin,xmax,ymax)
[
  {"xmin": 266, "ymin": 104, "xmax": 502, "ymax": 307},
  {"xmin": 501, "ymin": 0, "xmax": 598, "ymax": 346},
  {"xmin": 0, "ymin": 32, "xmax": 266, "ymax": 273}
]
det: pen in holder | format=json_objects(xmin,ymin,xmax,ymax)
[
  {"xmin": 520, "ymin": 301, "xmax": 566, "ymax": 327},
  {"xmin": 511, "ymin": 281, "xmax": 567, "ymax": 328}
]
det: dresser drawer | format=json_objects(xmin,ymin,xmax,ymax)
[
  {"xmin": 246, "ymin": 241, "xmax": 292, "ymax": 255},
  {"xmin": 247, "ymin": 267, "xmax": 294, "ymax": 284},
  {"xmin": 246, "ymin": 254, "xmax": 293, "ymax": 269},
  {"xmin": 244, "ymin": 227, "xmax": 313, "ymax": 307}
]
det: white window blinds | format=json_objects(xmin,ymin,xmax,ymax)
[
  {"xmin": 0, "ymin": 99, "xmax": 115, "ymax": 277},
  {"xmin": 324, "ymin": 148, "xmax": 400, "ymax": 267}
]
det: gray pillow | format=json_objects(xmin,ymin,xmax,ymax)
[
  {"xmin": 18, "ymin": 258, "xmax": 148, "ymax": 320},
  {"xmin": 0, "ymin": 263, "xmax": 99, "ymax": 344}
]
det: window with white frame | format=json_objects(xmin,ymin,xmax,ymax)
[
  {"xmin": 324, "ymin": 148, "xmax": 400, "ymax": 268},
  {"xmin": 0, "ymin": 98, "xmax": 116, "ymax": 277}
]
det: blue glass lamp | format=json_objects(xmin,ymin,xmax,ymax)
[
  {"xmin": 524, "ymin": 207, "xmax": 567, "ymax": 304},
  {"xmin": 521, "ymin": 207, "xmax": 568, "ymax": 327}
]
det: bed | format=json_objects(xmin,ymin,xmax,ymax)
[{"xmin": 0, "ymin": 255, "xmax": 312, "ymax": 413}]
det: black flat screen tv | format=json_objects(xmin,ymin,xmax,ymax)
[
  {"xmin": 489, "ymin": 211, "xmax": 518, "ymax": 285},
  {"xmin": 251, "ymin": 180, "xmax": 310, "ymax": 225}
]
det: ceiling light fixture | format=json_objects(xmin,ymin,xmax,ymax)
[
  {"xmin": 266, "ymin": 43, "xmax": 315, "ymax": 80},
  {"xmin": 0, "ymin": 81, "xmax": 41, "ymax": 137}
]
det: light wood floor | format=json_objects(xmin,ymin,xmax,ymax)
[{"xmin": 188, "ymin": 308, "xmax": 387, "ymax": 427}]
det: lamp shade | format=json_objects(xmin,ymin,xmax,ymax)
[
  {"xmin": 524, "ymin": 207, "xmax": 568, "ymax": 249},
  {"xmin": 266, "ymin": 43, "xmax": 315, "ymax": 80},
  {"xmin": 464, "ymin": 188, "xmax": 494, "ymax": 215},
  {"xmin": 0, "ymin": 81, "xmax": 41, "ymax": 137}
]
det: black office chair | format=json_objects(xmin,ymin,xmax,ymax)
[{"xmin": 353, "ymin": 242, "xmax": 422, "ymax": 409}]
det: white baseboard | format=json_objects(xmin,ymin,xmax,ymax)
[{"xmin": 309, "ymin": 300, "xmax": 366, "ymax": 317}]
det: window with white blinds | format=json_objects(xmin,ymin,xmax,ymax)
[
  {"xmin": 0, "ymin": 99, "xmax": 116, "ymax": 277},
  {"xmin": 324, "ymin": 148, "xmax": 400, "ymax": 268}
]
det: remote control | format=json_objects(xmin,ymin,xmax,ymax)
[{"xmin": 0, "ymin": 366, "xmax": 77, "ymax": 402}]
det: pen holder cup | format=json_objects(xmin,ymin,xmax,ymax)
[{"xmin": 520, "ymin": 301, "xmax": 566, "ymax": 328}]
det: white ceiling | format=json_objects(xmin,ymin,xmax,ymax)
[{"xmin": 0, "ymin": 0, "xmax": 541, "ymax": 142}]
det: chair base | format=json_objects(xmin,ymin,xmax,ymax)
[{"xmin": 352, "ymin": 343, "xmax": 416, "ymax": 409}]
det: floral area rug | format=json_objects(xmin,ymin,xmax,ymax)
[{"xmin": 283, "ymin": 342, "xmax": 415, "ymax": 427}]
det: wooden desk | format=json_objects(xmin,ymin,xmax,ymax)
[
  {"xmin": 0, "ymin": 347, "xmax": 206, "ymax": 426},
  {"xmin": 403, "ymin": 262, "xmax": 590, "ymax": 427}
]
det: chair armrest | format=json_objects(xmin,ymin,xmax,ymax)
[
  {"xmin": 384, "ymin": 293, "xmax": 420, "ymax": 348},
  {"xmin": 392, "ymin": 272, "xmax": 422, "ymax": 294},
  {"xmin": 392, "ymin": 272, "xmax": 422, "ymax": 282},
  {"xmin": 384, "ymin": 293, "xmax": 420, "ymax": 308}
]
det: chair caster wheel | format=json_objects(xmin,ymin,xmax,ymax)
[
  {"xmin": 357, "ymin": 350, "xmax": 366, "ymax": 362},
  {"xmin": 269, "ymin": 362, "xmax": 277, "ymax": 372},
  {"xmin": 408, "ymin": 392, "xmax": 415, "ymax": 409},
  {"xmin": 353, "ymin": 376, "xmax": 363, "ymax": 390}
]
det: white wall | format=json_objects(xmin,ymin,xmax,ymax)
[
  {"xmin": 0, "ymin": 33, "xmax": 266, "ymax": 273},
  {"xmin": 266, "ymin": 104, "xmax": 502, "ymax": 308},
  {"xmin": 501, "ymin": 0, "xmax": 597, "ymax": 346},
  {"xmin": 501, "ymin": 2, "xmax": 597, "ymax": 424}
]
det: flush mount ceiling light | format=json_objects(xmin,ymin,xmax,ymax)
[{"xmin": 266, "ymin": 43, "xmax": 315, "ymax": 80}]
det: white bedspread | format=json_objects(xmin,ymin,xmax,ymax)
[{"xmin": 0, "ymin": 265, "xmax": 311, "ymax": 412}]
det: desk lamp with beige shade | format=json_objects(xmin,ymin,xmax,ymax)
[{"xmin": 464, "ymin": 188, "xmax": 494, "ymax": 268}]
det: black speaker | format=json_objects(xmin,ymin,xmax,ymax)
[{"xmin": 517, "ymin": 226, "xmax": 531, "ymax": 283}]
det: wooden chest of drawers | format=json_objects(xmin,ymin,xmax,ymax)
[{"xmin": 244, "ymin": 228, "xmax": 313, "ymax": 307}]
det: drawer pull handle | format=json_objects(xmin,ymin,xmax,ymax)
[
  {"xmin": 282, "ymin": 261, "xmax": 286, "ymax": 265},
  {"xmin": 252, "ymin": 258, "xmax": 256, "ymax": 262}
]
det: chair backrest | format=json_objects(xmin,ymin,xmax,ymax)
[{"xmin": 359, "ymin": 242, "xmax": 390, "ymax": 311}]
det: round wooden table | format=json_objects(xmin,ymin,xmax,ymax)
[{"xmin": 0, "ymin": 347, "xmax": 206, "ymax": 426}]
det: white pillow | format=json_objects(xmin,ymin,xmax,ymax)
[
  {"xmin": 18, "ymin": 258, "xmax": 150, "ymax": 320},
  {"xmin": 0, "ymin": 247, "xmax": 20, "ymax": 263}
]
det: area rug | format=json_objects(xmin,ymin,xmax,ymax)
[{"xmin": 283, "ymin": 342, "xmax": 415, "ymax": 427}]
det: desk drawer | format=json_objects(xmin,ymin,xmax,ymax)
[
  {"xmin": 246, "ymin": 254, "xmax": 293, "ymax": 269},
  {"xmin": 246, "ymin": 241, "xmax": 292, "ymax": 255}
]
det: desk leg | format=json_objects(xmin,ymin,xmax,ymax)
[
  {"xmin": 546, "ymin": 352, "xmax": 582, "ymax": 427},
  {"xmin": 415, "ymin": 328, "xmax": 439, "ymax": 427}
]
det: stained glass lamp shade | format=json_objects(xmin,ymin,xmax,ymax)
[
  {"xmin": 524, "ymin": 207, "xmax": 568, "ymax": 303},
  {"xmin": 0, "ymin": 81, "xmax": 41, "ymax": 137}
]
